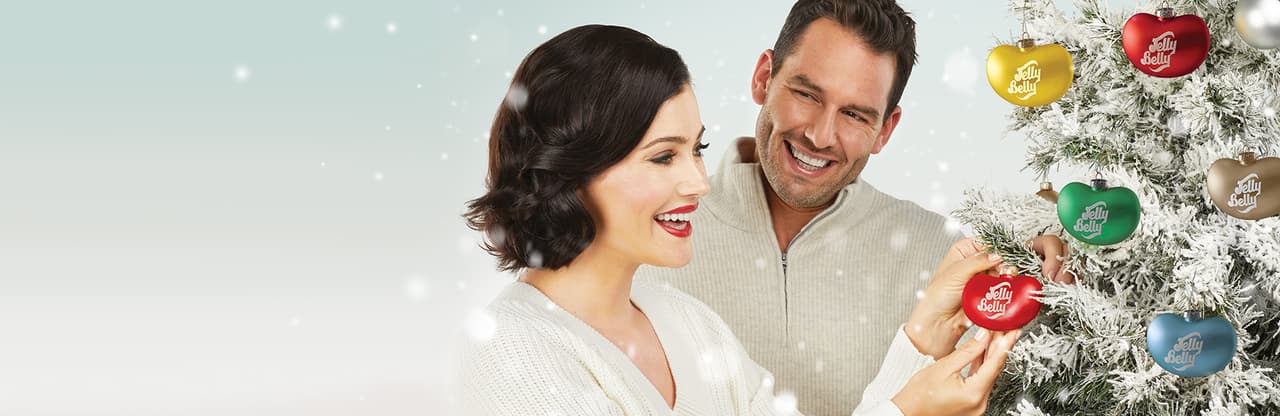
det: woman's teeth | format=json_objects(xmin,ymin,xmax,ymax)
[{"xmin": 655, "ymin": 213, "xmax": 690, "ymax": 222}]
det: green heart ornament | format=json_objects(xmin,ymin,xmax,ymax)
[{"xmin": 1057, "ymin": 179, "xmax": 1141, "ymax": 245}]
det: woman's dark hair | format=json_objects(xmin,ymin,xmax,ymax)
[{"xmin": 463, "ymin": 25, "xmax": 691, "ymax": 272}]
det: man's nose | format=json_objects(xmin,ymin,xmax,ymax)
[{"xmin": 804, "ymin": 109, "xmax": 838, "ymax": 149}]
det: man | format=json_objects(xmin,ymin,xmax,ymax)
[{"xmin": 636, "ymin": 1, "xmax": 1070, "ymax": 415}]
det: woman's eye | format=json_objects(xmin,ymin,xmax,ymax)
[
  {"xmin": 649, "ymin": 152, "xmax": 674, "ymax": 164},
  {"xmin": 694, "ymin": 142, "xmax": 710, "ymax": 157}
]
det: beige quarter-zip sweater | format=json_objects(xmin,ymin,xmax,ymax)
[
  {"xmin": 458, "ymin": 281, "xmax": 934, "ymax": 415},
  {"xmin": 636, "ymin": 138, "xmax": 960, "ymax": 416}
]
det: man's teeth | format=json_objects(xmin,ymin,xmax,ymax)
[
  {"xmin": 790, "ymin": 143, "xmax": 830, "ymax": 169},
  {"xmin": 655, "ymin": 213, "xmax": 691, "ymax": 222}
]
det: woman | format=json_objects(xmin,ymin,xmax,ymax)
[{"xmin": 460, "ymin": 25, "xmax": 1017, "ymax": 415}]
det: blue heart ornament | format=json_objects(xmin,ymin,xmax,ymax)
[{"xmin": 1146, "ymin": 312, "xmax": 1236, "ymax": 377}]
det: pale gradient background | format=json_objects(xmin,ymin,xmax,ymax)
[{"xmin": 0, "ymin": 0, "xmax": 1099, "ymax": 414}]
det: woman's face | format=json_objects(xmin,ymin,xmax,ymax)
[{"xmin": 583, "ymin": 84, "xmax": 710, "ymax": 269}]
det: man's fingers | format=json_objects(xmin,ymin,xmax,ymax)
[
  {"xmin": 1031, "ymin": 235, "xmax": 1066, "ymax": 283},
  {"xmin": 1058, "ymin": 268, "xmax": 1078, "ymax": 284},
  {"xmin": 937, "ymin": 328, "xmax": 992, "ymax": 374},
  {"xmin": 965, "ymin": 330, "xmax": 1020, "ymax": 390}
]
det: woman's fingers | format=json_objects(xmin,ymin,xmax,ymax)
[{"xmin": 964, "ymin": 330, "xmax": 1020, "ymax": 391}]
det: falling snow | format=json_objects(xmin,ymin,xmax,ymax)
[
  {"xmin": 465, "ymin": 309, "xmax": 496, "ymax": 342},
  {"xmin": 889, "ymin": 229, "xmax": 911, "ymax": 251},
  {"xmin": 505, "ymin": 84, "xmax": 529, "ymax": 111},
  {"xmin": 941, "ymin": 47, "xmax": 979, "ymax": 95},
  {"xmin": 233, "ymin": 65, "xmax": 250, "ymax": 82},
  {"xmin": 326, "ymin": 14, "xmax": 343, "ymax": 31},
  {"xmin": 772, "ymin": 390, "xmax": 798, "ymax": 415},
  {"xmin": 405, "ymin": 275, "xmax": 430, "ymax": 301},
  {"xmin": 527, "ymin": 251, "xmax": 544, "ymax": 268}
]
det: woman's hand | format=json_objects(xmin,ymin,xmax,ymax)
[
  {"xmin": 891, "ymin": 328, "xmax": 1021, "ymax": 416},
  {"xmin": 905, "ymin": 236, "xmax": 1070, "ymax": 359}
]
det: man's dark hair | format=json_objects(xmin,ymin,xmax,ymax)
[
  {"xmin": 771, "ymin": 0, "xmax": 918, "ymax": 120},
  {"xmin": 464, "ymin": 25, "xmax": 691, "ymax": 272}
]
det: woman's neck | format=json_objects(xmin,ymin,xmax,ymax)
[{"xmin": 520, "ymin": 244, "xmax": 640, "ymax": 325}]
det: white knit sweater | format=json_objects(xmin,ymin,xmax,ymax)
[{"xmin": 457, "ymin": 281, "xmax": 934, "ymax": 415}]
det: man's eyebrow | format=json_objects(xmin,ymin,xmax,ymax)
[
  {"xmin": 791, "ymin": 74, "xmax": 882, "ymax": 121},
  {"xmin": 789, "ymin": 74, "xmax": 824, "ymax": 94},
  {"xmin": 641, "ymin": 126, "xmax": 706, "ymax": 150}
]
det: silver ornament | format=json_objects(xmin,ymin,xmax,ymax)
[{"xmin": 1235, "ymin": 0, "xmax": 1280, "ymax": 49}]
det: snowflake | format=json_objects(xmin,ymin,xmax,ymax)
[
  {"xmin": 326, "ymin": 14, "xmax": 343, "ymax": 31},
  {"xmin": 233, "ymin": 65, "xmax": 250, "ymax": 82},
  {"xmin": 505, "ymin": 84, "xmax": 529, "ymax": 111},
  {"xmin": 405, "ymin": 275, "xmax": 430, "ymax": 301},
  {"xmin": 941, "ymin": 47, "xmax": 979, "ymax": 95},
  {"xmin": 772, "ymin": 390, "xmax": 798, "ymax": 415},
  {"xmin": 465, "ymin": 309, "xmax": 496, "ymax": 342}
]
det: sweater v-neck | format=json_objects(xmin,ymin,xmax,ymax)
[{"xmin": 508, "ymin": 281, "xmax": 713, "ymax": 415}]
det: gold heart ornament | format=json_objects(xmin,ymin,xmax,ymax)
[{"xmin": 986, "ymin": 39, "xmax": 1074, "ymax": 107}]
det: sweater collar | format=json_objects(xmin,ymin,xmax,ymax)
[{"xmin": 704, "ymin": 137, "xmax": 871, "ymax": 233}]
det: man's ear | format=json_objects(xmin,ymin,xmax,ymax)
[
  {"xmin": 750, "ymin": 50, "xmax": 774, "ymax": 105},
  {"xmin": 871, "ymin": 105, "xmax": 903, "ymax": 155}
]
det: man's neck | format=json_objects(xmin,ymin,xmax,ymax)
[{"xmin": 762, "ymin": 175, "xmax": 832, "ymax": 253}]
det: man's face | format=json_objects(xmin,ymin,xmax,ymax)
[{"xmin": 751, "ymin": 17, "xmax": 903, "ymax": 209}]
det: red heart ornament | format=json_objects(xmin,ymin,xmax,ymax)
[
  {"xmin": 1122, "ymin": 8, "xmax": 1210, "ymax": 77},
  {"xmin": 962, "ymin": 271, "xmax": 1044, "ymax": 331}
]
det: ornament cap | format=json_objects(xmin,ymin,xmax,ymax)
[
  {"xmin": 1039, "ymin": 181, "xmax": 1054, "ymax": 191},
  {"xmin": 1016, "ymin": 38, "xmax": 1037, "ymax": 49},
  {"xmin": 998, "ymin": 265, "xmax": 1020, "ymax": 276},
  {"xmin": 1183, "ymin": 309, "xmax": 1204, "ymax": 322},
  {"xmin": 1239, "ymin": 151, "xmax": 1258, "ymax": 165},
  {"xmin": 1090, "ymin": 178, "xmax": 1109, "ymax": 190},
  {"xmin": 1155, "ymin": 7, "xmax": 1175, "ymax": 18}
]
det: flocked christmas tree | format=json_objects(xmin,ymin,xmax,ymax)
[{"xmin": 955, "ymin": 0, "xmax": 1280, "ymax": 414}]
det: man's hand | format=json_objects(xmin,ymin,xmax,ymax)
[
  {"xmin": 1030, "ymin": 234, "xmax": 1072, "ymax": 284},
  {"xmin": 891, "ymin": 329, "xmax": 1021, "ymax": 416}
]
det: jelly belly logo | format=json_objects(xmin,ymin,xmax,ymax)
[
  {"xmin": 1164, "ymin": 332, "xmax": 1204, "ymax": 371},
  {"xmin": 1074, "ymin": 201, "xmax": 1109, "ymax": 239},
  {"xmin": 1008, "ymin": 61, "xmax": 1042, "ymax": 100},
  {"xmin": 1229, "ymin": 173, "xmax": 1262, "ymax": 214},
  {"xmin": 1141, "ymin": 31, "xmax": 1178, "ymax": 73},
  {"xmin": 976, "ymin": 282, "xmax": 1013, "ymax": 318}
]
